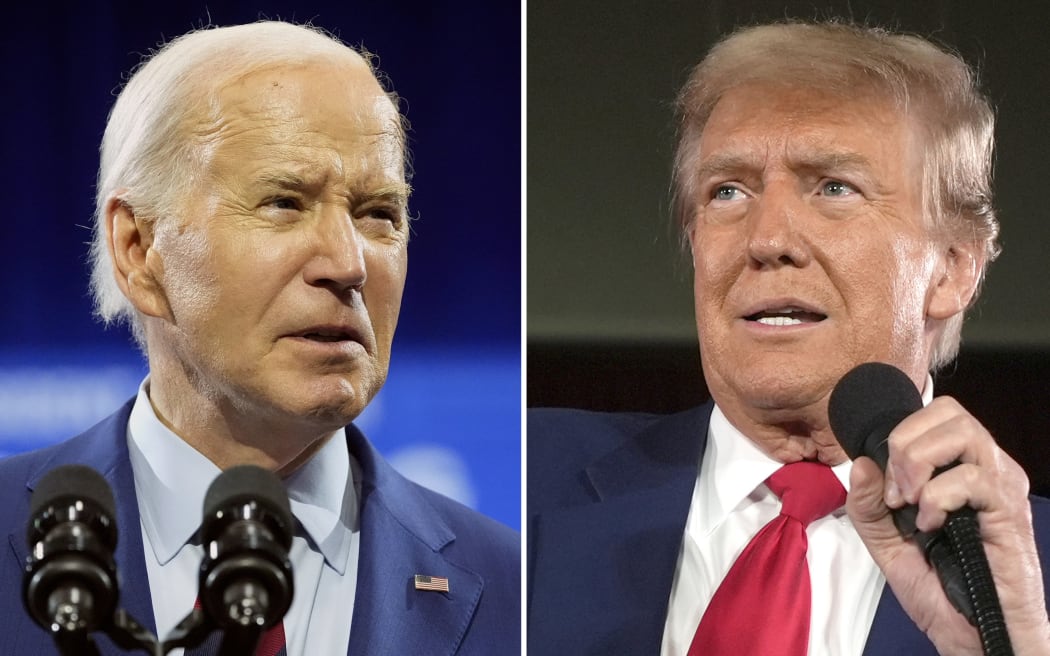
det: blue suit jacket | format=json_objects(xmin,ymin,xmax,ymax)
[
  {"xmin": 0, "ymin": 399, "xmax": 520, "ymax": 655},
  {"xmin": 527, "ymin": 404, "xmax": 1050, "ymax": 655}
]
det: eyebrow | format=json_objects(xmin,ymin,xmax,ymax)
[
  {"xmin": 256, "ymin": 171, "xmax": 316, "ymax": 191},
  {"xmin": 791, "ymin": 152, "xmax": 875, "ymax": 176},
  {"xmin": 694, "ymin": 153, "xmax": 761, "ymax": 183},
  {"xmin": 355, "ymin": 182, "xmax": 413, "ymax": 206},
  {"xmin": 694, "ymin": 151, "xmax": 876, "ymax": 182},
  {"xmin": 255, "ymin": 173, "xmax": 412, "ymax": 203}
]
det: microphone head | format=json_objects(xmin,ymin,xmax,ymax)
[
  {"xmin": 199, "ymin": 465, "xmax": 295, "ymax": 630},
  {"xmin": 829, "ymin": 362, "xmax": 922, "ymax": 461},
  {"xmin": 202, "ymin": 464, "xmax": 294, "ymax": 549},
  {"xmin": 28, "ymin": 464, "xmax": 117, "ymax": 549},
  {"xmin": 30, "ymin": 464, "xmax": 116, "ymax": 524},
  {"xmin": 23, "ymin": 464, "xmax": 119, "ymax": 633}
]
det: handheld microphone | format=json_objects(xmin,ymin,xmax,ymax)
[
  {"xmin": 829, "ymin": 361, "xmax": 1018, "ymax": 656},
  {"xmin": 197, "ymin": 465, "xmax": 294, "ymax": 634},
  {"xmin": 23, "ymin": 465, "xmax": 119, "ymax": 638}
]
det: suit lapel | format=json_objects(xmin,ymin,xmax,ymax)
[
  {"xmin": 530, "ymin": 405, "xmax": 712, "ymax": 654},
  {"xmin": 345, "ymin": 425, "xmax": 482, "ymax": 656},
  {"xmin": 15, "ymin": 399, "xmax": 158, "ymax": 654}
]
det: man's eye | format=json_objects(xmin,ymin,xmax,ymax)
[
  {"xmin": 268, "ymin": 197, "xmax": 301, "ymax": 211},
  {"xmin": 361, "ymin": 206, "xmax": 402, "ymax": 224},
  {"xmin": 819, "ymin": 180, "xmax": 856, "ymax": 197},
  {"xmin": 712, "ymin": 185, "xmax": 744, "ymax": 201}
]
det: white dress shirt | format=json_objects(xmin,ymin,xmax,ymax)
[
  {"xmin": 126, "ymin": 380, "xmax": 360, "ymax": 656},
  {"xmin": 661, "ymin": 378, "xmax": 934, "ymax": 656}
]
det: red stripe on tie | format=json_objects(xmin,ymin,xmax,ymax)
[{"xmin": 253, "ymin": 622, "xmax": 286, "ymax": 656}]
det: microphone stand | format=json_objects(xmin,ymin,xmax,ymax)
[
  {"xmin": 42, "ymin": 608, "xmax": 159, "ymax": 656},
  {"xmin": 160, "ymin": 579, "xmax": 274, "ymax": 656},
  {"xmin": 45, "ymin": 605, "xmax": 267, "ymax": 656}
]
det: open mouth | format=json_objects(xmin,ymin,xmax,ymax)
[{"xmin": 745, "ymin": 307, "xmax": 827, "ymax": 326}]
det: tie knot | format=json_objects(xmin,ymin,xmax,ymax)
[{"xmin": 766, "ymin": 461, "xmax": 846, "ymax": 526}]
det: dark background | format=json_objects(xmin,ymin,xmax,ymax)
[
  {"xmin": 527, "ymin": 0, "xmax": 1050, "ymax": 497},
  {"xmin": 0, "ymin": 1, "xmax": 521, "ymax": 527}
]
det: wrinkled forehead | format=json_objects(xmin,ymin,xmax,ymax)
[
  {"xmin": 204, "ymin": 55, "xmax": 400, "ymax": 139},
  {"xmin": 189, "ymin": 56, "xmax": 406, "ymax": 178},
  {"xmin": 697, "ymin": 81, "xmax": 922, "ymax": 164},
  {"xmin": 705, "ymin": 79, "xmax": 909, "ymax": 128}
]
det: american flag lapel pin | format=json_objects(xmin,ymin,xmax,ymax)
[{"xmin": 414, "ymin": 574, "xmax": 450, "ymax": 592}]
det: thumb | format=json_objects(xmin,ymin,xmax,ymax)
[
  {"xmin": 846, "ymin": 459, "xmax": 980, "ymax": 646},
  {"xmin": 847, "ymin": 456, "xmax": 904, "ymax": 550}
]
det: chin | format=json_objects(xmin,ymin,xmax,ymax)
[
  {"xmin": 726, "ymin": 366, "xmax": 834, "ymax": 413},
  {"xmin": 276, "ymin": 377, "xmax": 378, "ymax": 427}
]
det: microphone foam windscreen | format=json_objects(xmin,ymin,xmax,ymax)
[
  {"xmin": 30, "ymin": 464, "xmax": 116, "ymax": 520},
  {"xmin": 203, "ymin": 464, "xmax": 294, "ymax": 541},
  {"xmin": 828, "ymin": 362, "xmax": 922, "ymax": 460}
]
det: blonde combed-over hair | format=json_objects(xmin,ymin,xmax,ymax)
[{"xmin": 672, "ymin": 21, "xmax": 1000, "ymax": 370}]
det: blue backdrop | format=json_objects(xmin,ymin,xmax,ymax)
[{"xmin": 0, "ymin": 2, "xmax": 520, "ymax": 529}]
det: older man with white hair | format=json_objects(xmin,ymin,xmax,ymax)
[{"xmin": 0, "ymin": 20, "xmax": 519, "ymax": 656}]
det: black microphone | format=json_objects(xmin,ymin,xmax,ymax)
[
  {"xmin": 829, "ymin": 362, "xmax": 1004, "ymax": 639},
  {"xmin": 23, "ymin": 465, "xmax": 119, "ymax": 638},
  {"xmin": 197, "ymin": 465, "xmax": 294, "ymax": 637}
]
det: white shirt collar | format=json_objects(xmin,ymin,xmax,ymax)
[
  {"xmin": 697, "ymin": 373, "xmax": 934, "ymax": 536},
  {"xmin": 127, "ymin": 378, "xmax": 359, "ymax": 574}
]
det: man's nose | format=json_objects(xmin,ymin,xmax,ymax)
[
  {"xmin": 745, "ymin": 184, "xmax": 812, "ymax": 269},
  {"xmin": 303, "ymin": 207, "xmax": 367, "ymax": 293}
]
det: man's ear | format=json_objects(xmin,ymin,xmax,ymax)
[
  {"xmin": 105, "ymin": 195, "xmax": 172, "ymax": 320},
  {"xmin": 927, "ymin": 240, "xmax": 986, "ymax": 320}
]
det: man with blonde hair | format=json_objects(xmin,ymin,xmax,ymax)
[
  {"xmin": 529, "ymin": 21, "xmax": 1050, "ymax": 655},
  {"xmin": 0, "ymin": 20, "xmax": 518, "ymax": 655}
]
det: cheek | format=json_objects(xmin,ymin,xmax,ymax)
[
  {"xmin": 155, "ymin": 228, "xmax": 224, "ymax": 315},
  {"xmin": 365, "ymin": 245, "xmax": 408, "ymax": 333},
  {"xmin": 691, "ymin": 229, "xmax": 739, "ymax": 311},
  {"xmin": 836, "ymin": 235, "xmax": 937, "ymax": 348},
  {"xmin": 888, "ymin": 238, "xmax": 939, "ymax": 316}
]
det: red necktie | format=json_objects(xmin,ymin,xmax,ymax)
[{"xmin": 688, "ymin": 461, "xmax": 846, "ymax": 655}]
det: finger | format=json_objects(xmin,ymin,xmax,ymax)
[
  {"xmin": 888, "ymin": 403, "xmax": 1000, "ymax": 504},
  {"xmin": 890, "ymin": 395, "xmax": 971, "ymax": 440},
  {"xmin": 883, "ymin": 458, "xmax": 905, "ymax": 508},
  {"xmin": 912, "ymin": 463, "xmax": 990, "ymax": 532}
]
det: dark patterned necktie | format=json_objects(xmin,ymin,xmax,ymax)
[{"xmin": 184, "ymin": 598, "xmax": 287, "ymax": 656}]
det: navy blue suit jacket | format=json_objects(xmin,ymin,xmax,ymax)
[
  {"xmin": 527, "ymin": 404, "xmax": 1050, "ymax": 655},
  {"xmin": 0, "ymin": 399, "xmax": 520, "ymax": 655}
]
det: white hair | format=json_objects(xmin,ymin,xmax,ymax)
[{"xmin": 89, "ymin": 21, "xmax": 404, "ymax": 343}]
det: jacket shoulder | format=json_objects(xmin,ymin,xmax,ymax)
[
  {"xmin": 413, "ymin": 482, "xmax": 520, "ymax": 566},
  {"xmin": 0, "ymin": 439, "xmax": 84, "ymax": 531},
  {"xmin": 527, "ymin": 406, "xmax": 697, "ymax": 510},
  {"xmin": 528, "ymin": 407, "xmax": 667, "ymax": 471}
]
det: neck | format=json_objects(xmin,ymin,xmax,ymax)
[
  {"xmin": 716, "ymin": 398, "xmax": 849, "ymax": 466},
  {"xmin": 145, "ymin": 360, "xmax": 339, "ymax": 475}
]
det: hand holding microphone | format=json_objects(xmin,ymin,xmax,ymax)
[{"xmin": 831, "ymin": 363, "xmax": 1049, "ymax": 655}]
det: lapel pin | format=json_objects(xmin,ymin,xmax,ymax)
[{"xmin": 414, "ymin": 574, "xmax": 450, "ymax": 592}]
